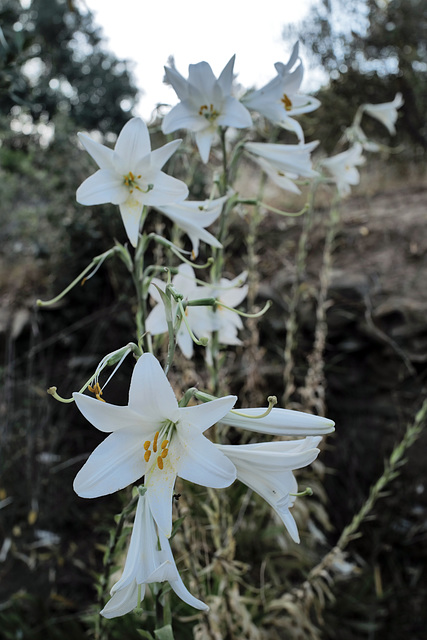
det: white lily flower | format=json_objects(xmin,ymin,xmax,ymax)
[
  {"xmin": 73, "ymin": 352, "xmax": 237, "ymax": 537},
  {"xmin": 363, "ymin": 93, "xmax": 404, "ymax": 135},
  {"xmin": 344, "ymin": 123, "xmax": 381, "ymax": 153},
  {"xmin": 321, "ymin": 143, "xmax": 366, "ymax": 197},
  {"xmin": 101, "ymin": 492, "xmax": 208, "ymax": 618},
  {"xmin": 243, "ymin": 42, "xmax": 320, "ymax": 141},
  {"xmin": 205, "ymin": 271, "xmax": 249, "ymax": 347},
  {"xmin": 146, "ymin": 264, "xmax": 217, "ymax": 359},
  {"xmin": 245, "ymin": 141, "xmax": 319, "ymax": 194},
  {"xmin": 154, "ymin": 194, "xmax": 228, "ymax": 258},
  {"xmin": 220, "ymin": 406, "xmax": 335, "ymax": 436},
  {"xmin": 76, "ymin": 117, "xmax": 188, "ymax": 247},
  {"xmin": 162, "ymin": 56, "xmax": 252, "ymax": 163},
  {"xmin": 147, "ymin": 266, "xmax": 248, "ymax": 357},
  {"xmin": 218, "ymin": 436, "xmax": 322, "ymax": 542}
]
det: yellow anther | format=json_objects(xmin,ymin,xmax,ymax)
[
  {"xmin": 129, "ymin": 171, "xmax": 135, "ymax": 181},
  {"xmin": 153, "ymin": 431, "xmax": 159, "ymax": 453},
  {"xmin": 161, "ymin": 448, "xmax": 168, "ymax": 459},
  {"xmin": 281, "ymin": 93, "xmax": 293, "ymax": 111},
  {"xmin": 88, "ymin": 383, "xmax": 105, "ymax": 402},
  {"xmin": 144, "ymin": 441, "xmax": 151, "ymax": 450},
  {"xmin": 144, "ymin": 450, "xmax": 151, "ymax": 462},
  {"xmin": 161, "ymin": 439, "xmax": 169, "ymax": 449},
  {"xmin": 199, "ymin": 104, "xmax": 208, "ymax": 115},
  {"xmin": 157, "ymin": 456, "xmax": 164, "ymax": 470}
]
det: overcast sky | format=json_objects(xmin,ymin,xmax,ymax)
[{"xmin": 82, "ymin": 0, "xmax": 316, "ymax": 120}]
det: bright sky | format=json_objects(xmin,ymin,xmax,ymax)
[{"xmin": 82, "ymin": 0, "xmax": 315, "ymax": 120}]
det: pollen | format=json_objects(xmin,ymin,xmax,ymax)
[
  {"xmin": 161, "ymin": 439, "xmax": 169, "ymax": 449},
  {"xmin": 144, "ymin": 450, "xmax": 151, "ymax": 462},
  {"xmin": 88, "ymin": 382, "xmax": 105, "ymax": 402},
  {"xmin": 153, "ymin": 431, "xmax": 159, "ymax": 453},
  {"xmin": 123, "ymin": 171, "xmax": 143, "ymax": 192},
  {"xmin": 161, "ymin": 448, "xmax": 169, "ymax": 459},
  {"xmin": 144, "ymin": 441, "xmax": 151, "ymax": 450},
  {"xmin": 199, "ymin": 103, "xmax": 220, "ymax": 122},
  {"xmin": 157, "ymin": 456, "xmax": 164, "ymax": 470},
  {"xmin": 281, "ymin": 93, "xmax": 293, "ymax": 111}
]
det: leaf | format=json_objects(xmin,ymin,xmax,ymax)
[
  {"xmin": 154, "ymin": 624, "xmax": 175, "ymax": 640},
  {"xmin": 137, "ymin": 630, "xmax": 155, "ymax": 640}
]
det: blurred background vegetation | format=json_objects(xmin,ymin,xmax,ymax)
[{"xmin": 1, "ymin": 0, "xmax": 427, "ymax": 638}]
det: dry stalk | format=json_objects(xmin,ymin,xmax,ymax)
[
  {"xmin": 283, "ymin": 187, "xmax": 317, "ymax": 407},
  {"xmin": 266, "ymin": 396, "xmax": 427, "ymax": 635},
  {"xmin": 299, "ymin": 199, "xmax": 340, "ymax": 415}
]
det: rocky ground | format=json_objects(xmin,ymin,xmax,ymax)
[{"xmin": 262, "ymin": 183, "xmax": 427, "ymax": 639}]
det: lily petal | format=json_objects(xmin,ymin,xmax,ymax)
[
  {"xmin": 150, "ymin": 139, "xmax": 183, "ymax": 170},
  {"xmin": 195, "ymin": 128, "xmax": 215, "ymax": 164},
  {"xmin": 73, "ymin": 393, "xmax": 148, "ymax": 433},
  {"xmin": 101, "ymin": 581, "xmax": 140, "ymax": 618},
  {"xmin": 179, "ymin": 395, "xmax": 237, "ymax": 433},
  {"xmin": 73, "ymin": 430, "xmax": 145, "ymax": 498},
  {"xmin": 128, "ymin": 353, "xmax": 179, "ymax": 421},
  {"xmin": 143, "ymin": 171, "xmax": 189, "ymax": 207},
  {"xmin": 159, "ymin": 529, "xmax": 209, "ymax": 610},
  {"xmin": 76, "ymin": 170, "xmax": 128, "ymax": 206},
  {"xmin": 175, "ymin": 427, "xmax": 236, "ymax": 488},
  {"xmin": 118, "ymin": 199, "xmax": 144, "ymax": 247},
  {"xmin": 114, "ymin": 117, "xmax": 151, "ymax": 168},
  {"xmin": 77, "ymin": 132, "xmax": 115, "ymax": 171},
  {"xmin": 221, "ymin": 406, "xmax": 335, "ymax": 436}
]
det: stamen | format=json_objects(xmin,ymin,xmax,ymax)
[
  {"xmin": 144, "ymin": 450, "xmax": 151, "ymax": 462},
  {"xmin": 157, "ymin": 456, "xmax": 164, "ymax": 470},
  {"xmin": 143, "ymin": 441, "xmax": 150, "ymax": 450},
  {"xmin": 161, "ymin": 439, "xmax": 169, "ymax": 449},
  {"xmin": 281, "ymin": 93, "xmax": 293, "ymax": 111},
  {"xmin": 161, "ymin": 448, "xmax": 168, "ymax": 459},
  {"xmin": 153, "ymin": 431, "xmax": 159, "ymax": 453},
  {"xmin": 198, "ymin": 103, "xmax": 219, "ymax": 121},
  {"xmin": 88, "ymin": 383, "xmax": 106, "ymax": 402}
]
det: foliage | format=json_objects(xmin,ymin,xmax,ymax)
[
  {"xmin": 0, "ymin": 0, "xmax": 138, "ymax": 133},
  {"xmin": 286, "ymin": 0, "xmax": 427, "ymax": 151}
]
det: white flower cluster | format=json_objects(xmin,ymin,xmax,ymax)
[
  {"xmin": 74, "ymin": 353, "xmax": 334, "ymax": 616},
  {"xmin": 69, "ymin": 44, "xmax": 403, "ymax": 619}
]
